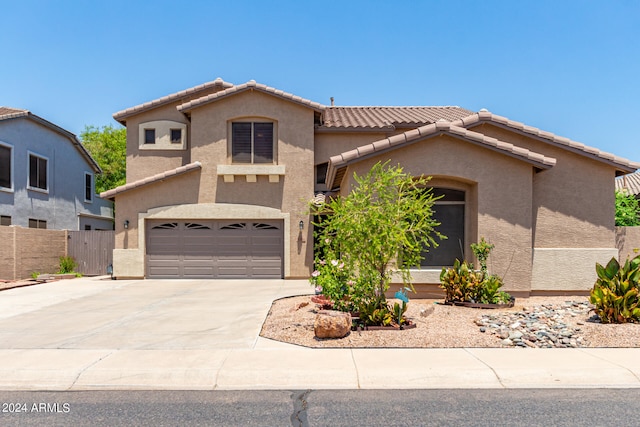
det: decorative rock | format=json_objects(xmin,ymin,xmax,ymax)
[
  {"xmin": 314, "ymin": 310, "xmax": 351, "ymax": 339},
  {"xmin": 476, "ymin": 301, "xmax": 591, "ymax": 349}
]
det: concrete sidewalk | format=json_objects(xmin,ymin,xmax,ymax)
[{"xmin": 0, "ymin": 277, "xmax": 638, "ymax": 390}]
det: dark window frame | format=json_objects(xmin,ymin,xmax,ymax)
[
  {"xmin": 28, "ymin": 153, "xmax": 48, "ymax": 191},
  {"xmin": 0, "ymin": 143, "xmax": 12, "ymax": 190},
  {"xmin": 231, "ymin": 122, "xmax": 274, "ymax": 164},
  {"xmin": 144, "ymin": 128, "xmax": 156, "ymax": 144},
  {"xmin": 0, "ymin": 215, "xmax": 11, "ymax": 226},
  {"xmin": 420, "ymin": 188, "xmax": 466, "ymax": 268},
  {"xmin": 84, "ymin": 172, "xmax": 93, "ymax": 202},
  {"xmin": 170, "ymin": 128, "xmax": 182, "ymax": 144},
  {"xmin": 28, "ymin": 218, "xmax": 47, "ymax": 229}
]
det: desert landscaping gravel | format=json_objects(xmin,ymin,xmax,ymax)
[{"xmin": 260, "ymin": 295, "xmax": 640, "ymax": 348}]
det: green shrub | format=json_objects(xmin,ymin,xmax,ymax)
[
  {"xmin": 590, "ymin": 255, "xmax": 640, "ymax": 323},
  {"xmin": 311, "ymin": 161, "xmax": 443, "ymax": 313},
  {"xmin": 470, "ymin": 237, "xmax": 494, "ymax": 274},
  {"xmin": 440, "ymin": 239, "xmax": 512, "ymax": 305},
  {"xmin": 439, "ymin": 259, "xmax": 484, "ymax": 302},
  {"xmin": 58, "ymin": 256, "xmax": 77, "ymax": 274},
  {"xmin": 615, "ymin": 190, "xmax": 640, "ymax": 226}
]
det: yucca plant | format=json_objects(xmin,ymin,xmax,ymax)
[{"xmin": 590, "ymin": 255, "xmax": 640, "ymax": 323}]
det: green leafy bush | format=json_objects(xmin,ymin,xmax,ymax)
[
  {"xmin": 615, "ymin": 190, "xmax": 640, "ymax": 226},
  {"xmin": 311, "ymin": 161, "xmax": 444, "ymax": 320},
  {"xmin": 440, "ymin": 239, "xmax": 511, "ymax": 305},
  {"xmin": 439, "ymin": 259, "xmax": 484, "ymax": 302},
  {"xmin": 590, "ymin": 255, "xmax": 640, "ymax": 323},
  {"xmin": 470, "ymin": 237, "xmax": 494, "ymax": 274},
  {"xmin": 58, "ymin": 256, "xmax": 77, "ymax": 274}
]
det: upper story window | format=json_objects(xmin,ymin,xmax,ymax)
[
  {"xmin": 232, "ymin": 122, "xmax": 274, "ymax": 164},
  {"xmin": 170, "ymin": 129, "xmax": 182, "ymax": 144},
  {"xmin": 28, "ymin": 152, "xmax": 48, "ymax": 192},
  {"xmin": 0, "ymin": 215, "xmax": 11, "ymax": 226},
  {"xmin": 138, "ymin": 121, "xmax": 186, "ymax": 150},
  {"xmin": 144, "ymin": 129, "xmax": 156, "ymax": 144},
  {"xmin": 84, "ymin": 172, "xmax": 93, "ymax": 202},
  {"xmin": 0, "ymin": 142, "xmax": 12, "ymax": 192}
]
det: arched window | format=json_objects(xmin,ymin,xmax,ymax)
[{"xmin": 421, "ymin": 188, "xmax": 465, "ymax": 267}]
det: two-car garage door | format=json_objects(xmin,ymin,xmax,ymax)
[{"xmin": 146, "ymin": 220, "xmax": 284, "ymax": 279}]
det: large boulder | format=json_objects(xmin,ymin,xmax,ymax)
[{"xmin": 314, "ymin": 310, "xmax": 351, "ymax": 339}]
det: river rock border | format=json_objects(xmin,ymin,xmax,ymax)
[{"xmin": 475, "ymin": 301, "xmax": 592, "ymax": 348}]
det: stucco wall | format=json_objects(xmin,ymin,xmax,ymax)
[
  {"xmin": 617, "ymin": 226, "xmax": 640, "ymax": 261},
  {"xmin": 0, "ymin": 118, "xmax": 113, "ymax": 230},
  {"xmin": 340, "ymin": 134, "xmax": 534, "ymax": 294},
  {"xmin": 113, "ymin": 90, "xmax": 316, "ymax": 278},
  {"xmin": 188, "ymin": 90, "xmax": 315, "ymax": 277},
  {"xmin": 471, "ymin": 123, "xmax": 617, "ymax": 248},
  {"xmin": 123, "ymin": 105, "xmax": 192, "ymax": 182}
]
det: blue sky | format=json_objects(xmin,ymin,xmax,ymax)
[{"xmin": 3, "ymin": 0, "xmax": 639, "ymax": 162}]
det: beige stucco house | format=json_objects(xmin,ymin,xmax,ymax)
[{"xmin": 102, "ymin": 77, "xmax": 639, "ymax": 296}]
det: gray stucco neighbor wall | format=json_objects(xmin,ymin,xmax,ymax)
[{"xmin": 0, "ymin": 117, "xmax": 113, "ymax": 230}]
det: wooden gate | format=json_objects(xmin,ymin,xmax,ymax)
[{"xmin": 68, "ymin": 230, "xmax": 115, "ymax": 276}]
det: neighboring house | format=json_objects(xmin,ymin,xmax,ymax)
[
  {"xmin": 103, "ymin": 78, "xmax": 638, "ymax": 295},
  {"xmin": 616, "ymin": 170, "xmax": 640, "ymax": 199},
  {"xmin": 0, "ymin": 107, "xmax": 113, "ymax": 230}
]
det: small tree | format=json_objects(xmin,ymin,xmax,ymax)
[
  {"xmin": 80, "ymin": 125, "xmax": 127, "ymax": 194},
  {"xmin": 615, "ymin": 190, "xmax": 640, "ymax": 226},
  {"xmin": 313, "ymin": 161, "xmax": 443, "ymax": 305}
]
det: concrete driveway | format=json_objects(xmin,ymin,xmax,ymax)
[{"xmin": 0, "ymin": 277, "xmax": 312, "ymax": 350}]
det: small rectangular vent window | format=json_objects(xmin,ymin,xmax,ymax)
[
  {"xmin": 144, "ymin": 129, "xmax": 156, "ymax": 144},
  {"xmin": 170, "ymin": 129, "xmax": 182, "ymax": 144}
]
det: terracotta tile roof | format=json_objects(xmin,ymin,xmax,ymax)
[
  {"xmin": 326, "ymin": 120, "xmax": 556, "ymax": 189},
  {"xmin": 178, "ymin": 80, "xmax": 325, "ymax": 113},
  {"xmin": 0, "ymin": 106, "xmax": 101, "ymax": 173},
  {"xmin": 100, "ymin": 161, "xmax": 202, "ymax": 199},
  {"xmin": 453, "ymin": 110, "xmax": 640, "ymax": 174},
  {"xmin": 113, "ymin": 78, "xmax": 234, "ymax": 123},
  {"xmin": 319, "ymin": 106, "xmax": 474, "ymax": 130},
  {"xmin": 0, "ymin": 107, "xmax": 29, "ymax": 119},
  {"xmin": 616, "ymin": 171, "xmax": 640, "ymax": 196}
]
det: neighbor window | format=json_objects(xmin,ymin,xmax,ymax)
[
  {"xmin": 28, "ymin": 153, "xmax": 48, "ymax": 191},
  {"xmin": 0, "ymin": 143, "xmax": 12, "ymax": 190},
  {"xmin": 231, "ymin": 122, "xmax": 274, "ymax": 164},
  {"xmin": 28, "ymin": 219, "xmax": 47, "ymax": 229},
  {"xmin": 144, "ymin": 129, "xmax": 156, "ymax": 144},
  {"xmin": 170, "ymin": 129, "xmax": 182, "ymax": 144},
  {"xmin": 85, "ymin": 172, "xmax": 93, "ymax": 202},
  {"xmin": 420, "ymin": 188, "xmax": 465, "ymax": 267},
  {"xmin": 84, "ymin": 225, "xmax": 91, "ymax": 230},
  {"xmin": 0, "ymin": 215, "xmax": 10, "ymax": 226}
]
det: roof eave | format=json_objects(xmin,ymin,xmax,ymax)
[{"xmin": 100, "ymin": 161, "xmax": 202, "ymax": 200}]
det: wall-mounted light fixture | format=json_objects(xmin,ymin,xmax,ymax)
[
  {"xmin": 299, "ymin": 220, "xmax": 304, "ymax": 230},
  {"xmin": 124, "ymin": 220, "xmax": 129, "ymax": 229}
]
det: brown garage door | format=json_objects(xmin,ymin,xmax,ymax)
[{"xmin": 146, "ymin": 220, "xmax": 283, "ymax": 279}]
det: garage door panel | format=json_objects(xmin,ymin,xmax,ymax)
[{"xmin": 147, "ymin": 219, "xmax": 283, "ymax": 279}]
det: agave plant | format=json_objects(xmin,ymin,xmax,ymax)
[{"xmin": 590, "ymin": 255, "xmax": 640, "ymax": 323}]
